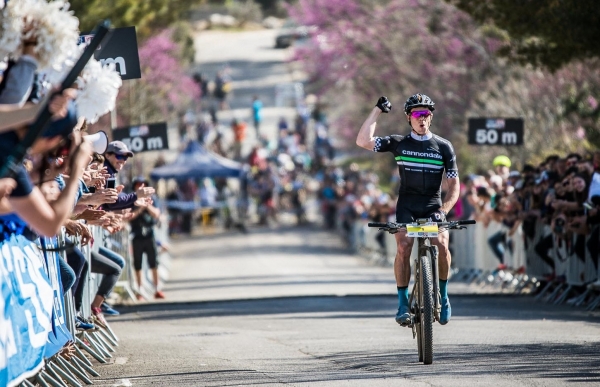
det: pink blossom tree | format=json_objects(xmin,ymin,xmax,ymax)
[{"xmin": 289, "ymin": 0, "xmax": 600, "ymax": 172}]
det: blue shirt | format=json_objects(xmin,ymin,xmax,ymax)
[
  {"xmin": 0, "ymin": 132, "xmax": 33, "ymax": 198},
  {"xmin": 252, "ymin": 99, "xmax": 262, "ymax": 122}
]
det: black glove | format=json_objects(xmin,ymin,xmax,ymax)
[
  {"xmin": 430, "ymin": 209, "xmax": 447, "ymax": 222},
  {"xmin": 376, "ymin": 96, "xmax": 392, "ymax": 113}
]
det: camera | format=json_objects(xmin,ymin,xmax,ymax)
[
  {"xmin": 88, "ymin": 186, "xmax": 96, "ymax": 193},
  {"xmin": 106, "ymin": 179, "xmax": 116, "ymax": 189},
  {"xmin": 554, "ymin": 217, "xmax": 565, "ymax": 233}
]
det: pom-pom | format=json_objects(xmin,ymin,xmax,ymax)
[
  {"xmin": 0, "ymin": 0, "xmax": 33, "ymax": 59},
  {"xmin": 27, "ymin": 1, "xmax": 80, "ymax": 71},
  {"xmin": 0, "ymin": 0, "xmax": 79, "ymax": 71},
  {"xmin": 75, "ymin": 59, "xmax": 122, "ymax": 124}
]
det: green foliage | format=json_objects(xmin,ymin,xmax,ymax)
[
  {"xmin": 226, "ymin": 0, "xmax": 263, "ymax": 26},
  {"xmin": 170, "ymin": 21, "xmax": 196, "ymax": 65},
  {"xmin": 69, "ymin": 0, "xmax": 204, "ymax": 40},
  {"xmin": 560, "ymin": 60, "xmax": 600, "ymax": 149},
  {"xmin": 445, "ymin": 0, "xmax": 600, "ymax": 71}
]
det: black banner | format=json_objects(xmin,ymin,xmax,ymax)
[
  {"xmin": 79, "ymin": 26, "xmax": 141, "ymax": 80},
  {"xmin": 112, "ymin": 122, "xmax": 169, "ymax": 153},
  {"xmin": 468, "ymin": 118, "xmax": 524, "ymax": 146}
]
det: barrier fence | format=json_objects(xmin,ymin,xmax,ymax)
[
  {"xmin": 348, "ymin": 218, "xmax": 600, "ymax": 303},
  {"xmin": 1, "ymin": 219, "xmax": 169, "ymax": 387}
]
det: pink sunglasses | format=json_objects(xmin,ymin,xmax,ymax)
[{"xmin": 409, "ymin": 110, "xmax": 432, "ymax": 119}]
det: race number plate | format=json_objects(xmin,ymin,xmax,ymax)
[{"xmin": 406, "ymin": 222, "xmax": 439, "ymax": 238}]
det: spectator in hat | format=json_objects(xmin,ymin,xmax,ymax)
[
  {"xmin": 103, "ymin": 141, "xmax": 155, "ymax": 210},
  {"xmin": 492, "ymin": 155, "xmax": 511, "ymax": 180}
]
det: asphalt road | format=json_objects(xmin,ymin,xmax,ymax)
[{"xmin": 92, "ymin": 225, "xmax": 600, "ymax": 387}]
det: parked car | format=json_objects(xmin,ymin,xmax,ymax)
[{"xmin": 275, "ymin": 20, "xmax": 314, "ymax": 49}]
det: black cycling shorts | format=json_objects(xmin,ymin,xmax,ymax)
[{"xmin": 396, "ymin": 195, "xmax": 442, "ymax": 223}]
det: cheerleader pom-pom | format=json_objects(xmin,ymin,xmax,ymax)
[
  {"xmin": 0, "ymin": 0, "xmax": 79, "ymax": 70},
  {"xmin": 75, "ymin": 59, "xmax": 122, "ymax": 124},
  {"xmin": 0, "ymin": 0, "xmax": 35, "ymax": 60},
  {"xmin": 24, "ymin": 0, "xmax": 80, "ymax": 71}
]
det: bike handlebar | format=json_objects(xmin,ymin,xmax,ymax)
[
  {"xmin": 368, "ymin": 222, "xmax": 390, "ymax": 228},
  {"xmin": 367, "ymin": 219, "xmax": 476, "ymax": 229}
]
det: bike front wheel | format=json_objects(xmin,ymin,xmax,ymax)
[{"xmin": 419, "ymin": 252, "xmax": 434, "ymax": 364}]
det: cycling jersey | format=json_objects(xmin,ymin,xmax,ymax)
[{"xmin": 373, "ymin": 131, "xmax": 458, "ymax": 198}]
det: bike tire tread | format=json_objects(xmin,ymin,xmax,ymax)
[{"xmin": 420, "ymin": 253, "xmax": 434, "ymax": 364}]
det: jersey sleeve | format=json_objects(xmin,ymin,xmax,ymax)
[
  {"xmin": 443, "ymin": 141, "xmax": 459, "ymax": 179},
  {"xmin": 373, "ymin": 135, "xmax": 401, "ymax": 153}
]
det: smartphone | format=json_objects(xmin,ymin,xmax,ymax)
[
  {"xmin": 106, "ymin": 179, "xmax": 116, "ymax": 189},
  {"xmin": 88, "ymin": 186, "xmax": 96, "ymax": 193}
]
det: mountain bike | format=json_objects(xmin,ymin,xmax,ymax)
[{"xmin": 368, "ymin": 218, "xmax": 476, "ymax": 364}]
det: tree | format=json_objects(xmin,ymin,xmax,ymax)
[
  {"xmin": 289, "ymin": 0, "xmax": 505, "ymax": 173},
  {"xmin": 69, "ymin": 0, "xmax": 203, "ymax": 39},
  {"xmin": 444, "ymin": 0, "xmax": 600, "ymax": 71},
  {"xmin": 288, "ymin": 0, "xmax": 599, "ymax": 176}
]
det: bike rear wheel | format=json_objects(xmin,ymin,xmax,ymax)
[{"xmin": 420, "ymin": 252, "xmax": 434, "ymax": 364}]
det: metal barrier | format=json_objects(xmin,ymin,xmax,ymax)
[
  {"xmin": 347, "ymin": 218, "xmax": 600, "ymax": 305},
  {"xmin": 3, "ymin": 219, "xmax": 170, "ymax": 387}
]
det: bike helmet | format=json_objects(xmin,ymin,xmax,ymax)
[
  {"xmin": 404, "ymin": 93, "xmax": 435, "ymax": 114},
  {"xmin": 492, "ymin": 155, "xmax": 512, "ymax": 168}
]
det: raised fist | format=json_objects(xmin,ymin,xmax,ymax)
[{"xmin": 376, "ymin": 96, "xmax": 392, "ymax": 113}]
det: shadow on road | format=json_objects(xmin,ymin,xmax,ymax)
[
  {"xmin": 103, "ymin": 341, "xmax": 600, "ymax": 385},
  {"xmin": 316, "ymin": 342, "xmax": 600, "ymax": 383},
  {"xmin": 111, "ymin": 294, "xmax": 600, "ymax": 325}
]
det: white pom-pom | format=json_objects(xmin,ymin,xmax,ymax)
[
  {"xmin": 0, "ymin": 0, "xmax": 34, "ymax": 59},
  {"xmin": 0, "ymin": 0, "xmax": 80, "ymax": 70},
  {"xmin": 75, "ymin": 59, "xmax": 122, "ymax": 124},
  {"xmin": 28, "ymin": 1, "xmax": 80, "ymax": 71}
]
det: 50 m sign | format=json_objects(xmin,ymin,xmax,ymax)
[
  {"xmin": 112, "ymin": 122, "xmax": 169, "ymax": 153},
  {"xmin": 468, "ymin": 118, "xmax": 524, "ymax": 146}
]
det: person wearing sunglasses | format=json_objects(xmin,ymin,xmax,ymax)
[
  {"xmin": 356, "ymin": 93, "xmax": 460, "ymax": 327},
  {"xmin": 102, "ymin": 141, "xmax": 155, "ymax": 211}
]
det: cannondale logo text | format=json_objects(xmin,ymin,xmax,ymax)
[{"xmin": 402, "ymin": 150, "xmax": 442, "ymax": 159}]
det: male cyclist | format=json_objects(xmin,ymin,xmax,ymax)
[{"xmin": 356, "ymin": 94, "xmax": 460, "ymax": 326}]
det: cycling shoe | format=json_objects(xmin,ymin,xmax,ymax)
[
  {"xmin": 395, "ymin": 306, "xmax": 411, "ymax": 327},
  {"xmin": 439, "ymin": 297, "xmax": 451, "ymax": 325}
]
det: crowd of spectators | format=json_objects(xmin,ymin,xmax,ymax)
[
  {"xmin": 169, "ymin": 73, "xmax": 342, "ymax": 231},
  {"xmin": 0, "ymin": 1, "xmax": 165, "ymax": 341},
  {"xmin": 456, "ymin": 153, "xmax": 600, "ymax": 276},
  {"xmin": 325, "ymin": 150, "xmax": 600, "ymax": 279}
]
